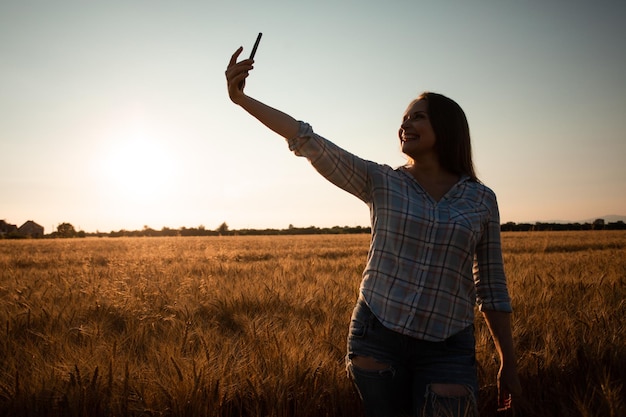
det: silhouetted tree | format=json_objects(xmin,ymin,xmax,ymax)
[
  {"xmin": 217, "ymin": 222, "xmax": 229, "ymax": 235},
  {"xmin": 57, "ymin": 223, "xmax": 76, "ymax": 238}
]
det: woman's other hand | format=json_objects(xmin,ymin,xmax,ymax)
[{"xmin": 497, "ymin": 362, "xmax": 522, "ymax": 412}]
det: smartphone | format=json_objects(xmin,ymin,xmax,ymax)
[{"xmin": 249, "ymin": 32, "xmax": 262, "ymax": 59}]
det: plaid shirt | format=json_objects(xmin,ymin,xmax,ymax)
[{"xmin": 288, "ymin": 122, "xmax": 512, "ymax": 342}]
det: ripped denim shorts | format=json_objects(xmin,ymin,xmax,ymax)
[{"xmin": 346, "ymin": 297, "xmax": 479, "ymax": 417}]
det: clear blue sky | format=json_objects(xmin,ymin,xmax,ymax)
[{"xmin": 1, "ymin": 1, "xmax": 625, "ymax": 233}]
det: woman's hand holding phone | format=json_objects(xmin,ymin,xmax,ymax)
[{"xmin": 225, "ymin": 33, "xmax": 262, "ymax": 104}]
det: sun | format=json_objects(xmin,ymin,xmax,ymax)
[{"xmin": 96, "ymin": 124, "xmax": 177, "ymax": 203}]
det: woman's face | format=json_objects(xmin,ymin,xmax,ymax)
[{"xmin": 399, "ymin": 99, "xmax": 437, "ymax": 159}]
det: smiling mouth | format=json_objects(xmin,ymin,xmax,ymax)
[{"xmin": 401, "ymin": 134, "xmax": 419, "ymax": 142}]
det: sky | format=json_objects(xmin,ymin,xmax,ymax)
[{"xmin": 1, "ymin": 1, "xmax": 625, "ymax": 233}]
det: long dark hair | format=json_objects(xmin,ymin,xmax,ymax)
[{"xmin": 417, "ymin": 92, "xmax": 478, "ymax": 181}]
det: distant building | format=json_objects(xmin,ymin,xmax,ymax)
[
  {"xmin": 17, "ymin": 220, "xmax": 44, "ymax": 238},
  {"xmin": 0, "ymin": 220, "xmax": 18, "ymax": 236}
]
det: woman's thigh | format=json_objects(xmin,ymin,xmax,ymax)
[
  {"xmin": 346, "ymin": 298, "xmax": 412, "ymax": 416},
  {"xmin": 409, "ymin": 325, "xmax": 479, "ymax": 416}
]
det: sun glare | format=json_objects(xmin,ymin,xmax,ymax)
[{"xmin": 96, "ymin": 123, "xmax": 178, "ymax": 203}]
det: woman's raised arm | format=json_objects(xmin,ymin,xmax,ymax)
[{"xmin": 225, "ymin": 47, "xmax": 300, "ymax": 140}]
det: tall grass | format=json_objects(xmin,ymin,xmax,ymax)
[
  {"xmin": 489, "ymin": 231, "xmax": 626, "ymax": 417},
  {"xmin": 0, "ymin": 232, "xmax": 624, "ymax": 416}
]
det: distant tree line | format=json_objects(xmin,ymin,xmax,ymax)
[
  {"xmin": 3, "ymin": 219, "xmax": 625, "ymax": 239},
  {"xmin": 89, "ymin": 223, "xmax": 373, "ymax": 238},
  {"xmin": 501, "ymin": 219, "xmax": 626, "ymax": 231},
  {"xmin": 85, "ymin": 219, "xmax": 626, "ymax": 238},
  {"xmin": 84, "ymin": 219, "xmax": 626, "ymax": 238}
]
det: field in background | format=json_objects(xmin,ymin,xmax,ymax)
[{"xmin": 1, "ymin": 231, "xmax": 624, "ymax": 417}]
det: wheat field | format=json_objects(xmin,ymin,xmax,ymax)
[{"xmin": 0, "ymin": 231, "xmax": 624, "ymax": 417}]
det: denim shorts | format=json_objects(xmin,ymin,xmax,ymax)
[{"xmin": 346, "ymin": 298, "xmax": 478, "ymax": 417}]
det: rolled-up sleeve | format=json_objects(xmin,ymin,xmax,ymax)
[{"xmin": 287, "ymin": 121, "xmax": 315, "ymax": 155}]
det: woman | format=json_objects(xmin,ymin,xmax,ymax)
[{"xmin": 225, "ymin": 46, "xmax": 521, "ymax": 417}]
